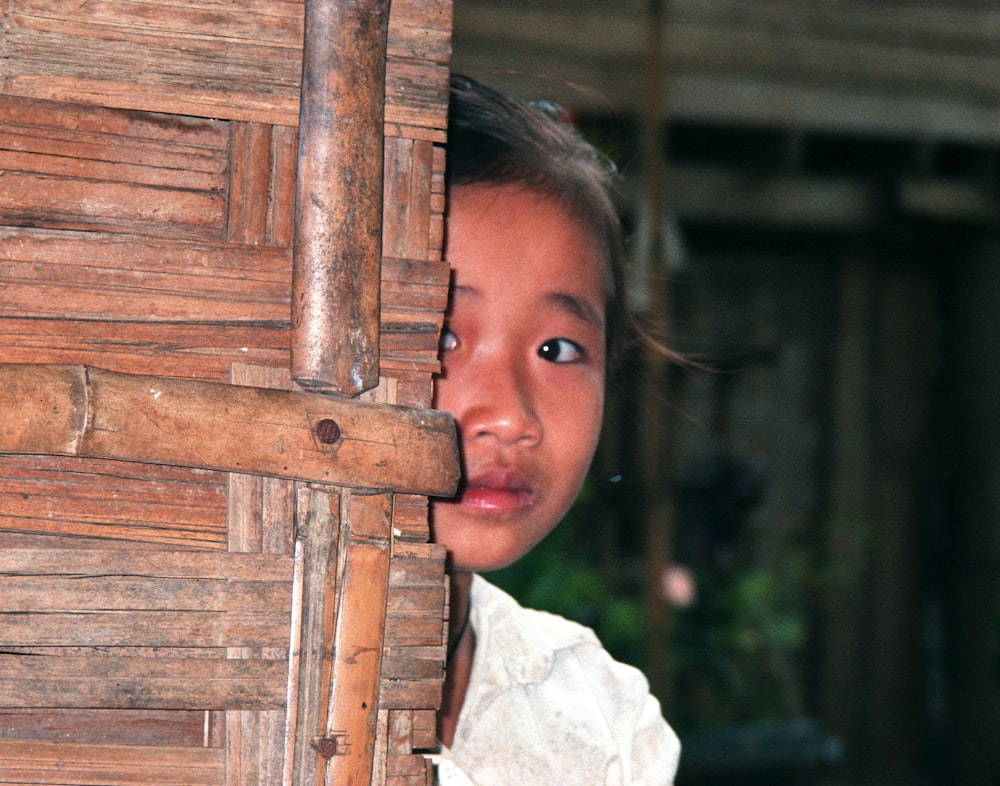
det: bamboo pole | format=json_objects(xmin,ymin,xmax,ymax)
[
  {"xmin": 321, "ymin": 492, "xmax": 393, "ymax": 786},
  {"xmin": 291, "ymin": 0, "xmax": 392, "ymax": 396},
  {"xmin": 638, "ymin": 0, "xmax": 677, "ymax": 706},
  {"xmin": 0, "ymin": 364, "xmax": 459, "ymax": 497},
  {"xmin": 288, "ymin": 487, "xmax": 341, "ymax": 786}
]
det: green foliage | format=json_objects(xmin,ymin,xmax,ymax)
[
  {"xmin": 485, "ymin": 485, "xmax": 648, "ymax": 668},
  {"xmin": 670, "ymin": 552, "xmax": 811, "ymax": 730},
  {"xmin": 486, "ymin": 484, "xmax": 815, "ymax": 734}
]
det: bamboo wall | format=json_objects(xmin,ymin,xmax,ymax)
[{"xmin": 0, "ymin": 1, "xmax": 455, "ymax": 784}]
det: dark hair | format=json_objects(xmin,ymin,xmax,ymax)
[{"xmin": 446, "ymin": 74, "xmax": 630, "ymax": 367}]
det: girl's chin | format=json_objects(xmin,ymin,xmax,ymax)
[
  {"xmin": 443, "ymin": 535, "xmax": 529, "ymax": 574},
  {"xmin": 430, "ymin": 513, "xmax": 541, "ymax": 574},
  {"xmin": 448, "ymin": 552, "xmax": 524, "ymax": 574}
]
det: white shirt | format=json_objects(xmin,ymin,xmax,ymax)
[{"xmin": 433, "ymin": 575, "xmax": 681, "ymax": 785}]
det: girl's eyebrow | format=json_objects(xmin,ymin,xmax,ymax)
[
  {"xmin": 450, "ymin": 284, "xmax": 604, "ymax": 331},
  {"xmin": 546, "ymin": 291, "xmax": 605, "ymax": 331}
]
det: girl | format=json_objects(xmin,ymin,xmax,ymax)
[{"xmin": 430, "ymin": 75, "xmax": 681, "ymax": 785}]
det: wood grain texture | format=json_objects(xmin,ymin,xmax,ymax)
[
  {"xmin": 0, "ymin": 455, "xmax": 227, "ymax": 548},
  {"xmin": 0, "ymin": 226, "xmax": 450, "ymax": 376},
  {"xmin": 0, "ymin": 709, "xmax": 210, "ymax": 747},
  {"xmin": 0, "ymin": 740, "xmax": 225, "ymax": 785},
  {"xmin": 287, "ymin": 486, "xmax": 339, "ymax": 786},
  {"xmin": 379, "ymin": 542, "xmax": 447, "ymax": 712},
  {"xmin": 0, "ymin": 0, "xmax": 450, "ymax": 135},
  {"xmin": 226, "ymin": 362, "xmax": 300, "ymax": 786},
  {"xmin": 227, "ymin": 121, "xmax": 274, "ymax": 245},
  {"xmin": 0, "ymin": 655, "xmax": 288, "ymax": 710},
  {"xmin": 0, "ymin": 94, "xmax": 228, "ymax": 238},
  {"xmin": 0, "ymin": 546, "xmax": 291, "ymax": 579},
  {"xmin": 0, "ymin": 228, "xmax": 450, "ymax": 323},
  {"xmin": 0, "ymin": 548, "xmax": 294, "ymax": 710}
]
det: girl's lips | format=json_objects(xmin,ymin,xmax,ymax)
[{"xmin": 456, "ymin": 467, "xmax": 534, "ymax": 512}]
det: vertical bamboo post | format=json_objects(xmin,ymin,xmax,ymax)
[
  {"xmin": 869, "ymin": 259, "xmax": 934, "ymax": 786},
  {"xmin": 638, "ymin": 0, "xmax": 676, "ymax": 706},
  {"xmin": 288, "ymin": 486, "xmax": 341, "ymax": 786},
  {"xmin": 291, "ymin": 0, "xmax": 391, "ymax": 396},
  {"xmin": 819, "ymin": 251, "xmax": 875, "ymax": 775},
  {"xmin": 322, "ymin": 492, "xmax": 392, "ymax": 786}
]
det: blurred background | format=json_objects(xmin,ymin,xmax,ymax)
[{"xmin": 451, "ymin": 2, "xmax": 1000, "ymax": 785}]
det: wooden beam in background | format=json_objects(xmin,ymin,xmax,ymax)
[
  {"xmin": 455, "ymin": 2, "xmax": 1000, "ymax": 99},
  {"xmin": 452, "ymin": 2, "xmax": 1000, "ymax": 142}
]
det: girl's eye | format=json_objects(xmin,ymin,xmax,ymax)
[
  {"xmin": 538, "ymin": 338, "xmax": 584, "ymax": 364},
  {"xmin": 439, "ymin": 327, "xmax": 458, "ymax": 353}
]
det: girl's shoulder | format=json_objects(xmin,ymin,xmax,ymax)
[
  {"xmin": 471, "ymin": 573, "xmax": 600, "ymax": 656},
  {"xmin": 471, "ymin": 574, "xmax": 661, "ymax": 718},
  {"xmin": 461, "ymin": 575, "xmax": 680, "ymax": 785}
]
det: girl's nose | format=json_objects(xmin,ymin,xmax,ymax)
[{"xmin": 461, "ymin": 364, "xmax": 542, "ymax": 447}]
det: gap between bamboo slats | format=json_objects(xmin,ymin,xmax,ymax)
[{"xmin": 226, "ymin": 361, "xmax": 299, "ymax": 786}]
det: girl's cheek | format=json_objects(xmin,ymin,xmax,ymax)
[
  {"xmin": 432, "ymin": 371, "xmax": 457, "ymax": 414},
  {"xmin": 434, "ymin": 352, "xmax": 473, "ymax": 417}
]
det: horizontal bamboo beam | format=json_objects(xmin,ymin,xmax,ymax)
[
  {"xmin": 0, "ymin": 610, "xmax": 290, "ymax": 649},
  {"xmin": 0, "ymin": 740, "xmax": 224, "ymax": 785},
  {"xmin": 0, "ymin": 364, "xmax": 459, "ymax": 496},
  {"xmin": 0, "ymin": 548, "xmax": 292, "ymax": 579},
  {"xmin": 0, "ymin": 655, "xmax": 287, "ymax": 710}
]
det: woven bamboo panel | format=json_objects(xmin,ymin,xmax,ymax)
[
  {"xmin": 0, "ymin": 0, "xmax": 450, "ymax": 134},
  {"xmin": 0, "ymin": 1, "xmax": 454, "ymax": 784}
]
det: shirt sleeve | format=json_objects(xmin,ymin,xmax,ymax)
[
  {"xmin": 629, "ymin": 688, "xmax": 681, "ymax": 785},
  {"xmin": 577, "ymin": 644, "xmax": 681, "ymax": 786}
]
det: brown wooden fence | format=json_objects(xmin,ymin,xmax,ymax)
[{"xmin": 0, "ymin": 1, "xmax": 456, "ymax": 784}]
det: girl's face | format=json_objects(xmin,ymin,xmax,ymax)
[{"xmin": 431, "ymin": 183, "xmax": 608, "ymax": 573}]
